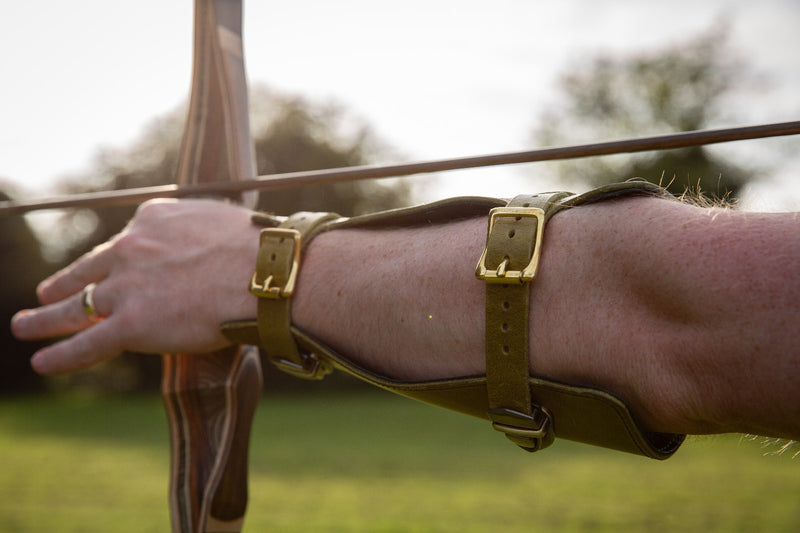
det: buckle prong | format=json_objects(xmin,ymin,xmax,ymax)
[{"xmin": 495, "ymin": 256, "xmax": 509, "ymax": 277}]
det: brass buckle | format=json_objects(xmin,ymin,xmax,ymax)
[
  {"xmin": 475, "ymin": 207, "xmax": 545, "ymax": 284},
  {"xmin": 249, "ymin": 228, "xmax": 301, "ymax": 299}
]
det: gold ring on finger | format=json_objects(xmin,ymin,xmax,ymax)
[{"xmin": 82, "ymin": 283, "xmax": 104, "ymax": 323}]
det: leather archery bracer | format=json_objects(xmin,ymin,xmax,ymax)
[{"xmin": 221, "ymin": 181, "xmax": 685, "ymax": 459}]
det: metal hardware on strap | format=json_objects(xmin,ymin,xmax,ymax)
[
  {"xmin": 488, "ymin": 407, "xmax": 555, "ymax": 452},
  {"xmin": 475, "ymin": 207, "xmax": 545, "ymax": 283},
  {"xmin": 269, "ymin": 352, "xmax": 331, "ymax": 380},
  {"xmin": 249, "ymin": 228, "xmax": 301, "ymax": 298}
]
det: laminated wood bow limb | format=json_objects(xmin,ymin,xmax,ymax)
[{"xmin": 160, "ymin": 1, "xmax": 262, "ymax": 532}]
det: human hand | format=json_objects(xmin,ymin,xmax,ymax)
[{"xmin": 11, "ymin": 199, "xmax": 260, "ymax": 375}]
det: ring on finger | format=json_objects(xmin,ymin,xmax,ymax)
[{"xmin": 82, "ymin": 283, "xmax": 105, "ymax": 323}]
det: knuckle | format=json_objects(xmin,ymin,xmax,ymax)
[
  {"xmin": 136, "ymin": 198, "xmax": 177, "ymax": 219},
  {"xmin": 111, "ymin": 231, "xmax": 151, "ymax": 263}
]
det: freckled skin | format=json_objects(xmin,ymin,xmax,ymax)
[{"xmin": 295, "ymin": 198, "xmax": 800, "ymax": 439}]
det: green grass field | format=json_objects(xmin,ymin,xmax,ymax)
[{"xmin": 1, "ymin": 390, "xmax": 798, "ymax": 532}]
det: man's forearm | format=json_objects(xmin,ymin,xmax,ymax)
[{"xmin": 292, "ymin": 196, "xmax": 800, "ymax": 440}]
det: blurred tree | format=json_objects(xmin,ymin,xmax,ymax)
[
  {"xmin": 534, "ymin": 29, "xmax": 755, "ymax": 200},
  {"xmin": 0, "ymin": 189, "xmax": 50, "ymax": 393},
  {"xmin": 56, "ymin": 86, "xmax": 409, "ymax": 264},
  {"xmin": 250, "ymin": 88, "xmax": 408, "ymax": 216},
  {"xmin": 46, "ymin": 86, "xmax": 410, "ymax": 391}
]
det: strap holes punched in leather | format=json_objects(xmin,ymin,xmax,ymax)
[
  {"xmin": 502, "ymin": 345, "xmax": 510, "ymax": 355},
  {"xmin": 501, "ymin": 323, "xmax": 509, "ymax": 332},
  {"xmin": 502, "ymin": 301, "xmax": 510, "ymax": 310},
  {"xmin": 508, "ymin": 229, "xmax": 516, "ymax": 238}
]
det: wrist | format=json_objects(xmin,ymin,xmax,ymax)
[{"xmin": 215, "ymin": 206, "xmax": 262, "ymax": 327}]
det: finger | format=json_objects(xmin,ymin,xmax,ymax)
[
  {"xmin": 30, "ymin": 320, "xmax": 124, "ymax": 375},
  {"xmin": 37, "ymin": 241, "xmax": 115, "ymax": 304},
  {"xmin": 12, "ymin": 284, "xmax": 110, "ymax": 340}
]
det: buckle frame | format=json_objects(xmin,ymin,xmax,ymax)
[
  {"xmin": 270, "ymin": 352, "xmax": 331, "ymax": 380},
  {"xmin": 475, "ymin": 207, "xmax": 546, "ymax": 284},
  {"xmin": 489, "ymin": 406, "xmax": 555, "ymax": 452},
  {"xmin": 249, "ymin": 228, "xmax": 301, "ymax": 299}
]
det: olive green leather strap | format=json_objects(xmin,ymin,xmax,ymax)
[
  {"xmin": 249, "ymin": 211, "xmax": 339, "ymax": 379},
  {"xmin": 478, "ymin": 192, "xmax": 571, "ymax": 451}
]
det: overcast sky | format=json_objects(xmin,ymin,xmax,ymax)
[{"xmin": 1, "ymin": 0, "xmax": 799, "ymax": 211}]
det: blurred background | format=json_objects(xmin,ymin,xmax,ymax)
[
  {"xmin": 1, "ymin": 2, "xmax": 799, "ymax": 530},
  {"xmin": 4, "ymin": 0, "xmax": 799, "ymax": 393}
]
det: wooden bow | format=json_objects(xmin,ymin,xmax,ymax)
[
  {"xmin": 3, "ymin": 5, "xmax": 799, "ymax": 529},
  {"xmin": 160, "ymin": 1, "xmax": 262, "ymax": 532}
]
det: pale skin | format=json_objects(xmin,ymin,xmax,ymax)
[{"xmin": 10, "ymin": 195, "xmax": 800, "ymax": 441}]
